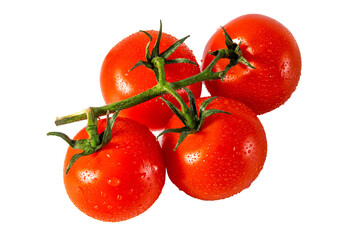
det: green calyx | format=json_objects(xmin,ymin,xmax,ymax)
[
  {"xmin": 47, "ymin": 107, "xmax": 121, "ymax": 174},
  {"xmin": 157, "ymin": 88, "xmax": 230, "ymax": 151},
  {"xmin": 129, "ymin": 20, "xmax": 198, "ymax": 75},
  {"xmin": 210, "ymin": 27, "xmax": 255, "ymax": 81}
]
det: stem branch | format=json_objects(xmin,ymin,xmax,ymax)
[{"xmin": 55, "ymin": 51, "xmax": 226, "ymax": 126}]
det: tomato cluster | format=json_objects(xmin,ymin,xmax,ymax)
[{"xmin": 60, "ymin": 14, "xmax": 301, "ymax": 222}]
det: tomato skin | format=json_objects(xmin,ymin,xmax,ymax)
[
  {"xmin": 100, "ymin": 30, "xmax": 202, "ymax": 131},
  {"xmin": 161, "ymin": 97, "xmax": 267, "ymax": 200},
  {"xmin": 202, "ymin": 14, "xmax": 301, "ymax": 114},
  {"xmin": 64, "ymin": 117, "xmax": 165, "ymax": 222}
]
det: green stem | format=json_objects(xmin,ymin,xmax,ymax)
[
  {"xmin": 85, "ymin": 108, "xmax": 100, "ymax": 147},
  {"xmin": 152, "ymin": 56, "xmax": 197, "ymax": 129},
  {"xmin": 55, "ymin": 84, "xmax": 163, "ymax": 126},
  {"xmin": 171, "ymin": 50, "xmax": 226, "ymax": 88},
  {"xmin": 55, "ymin": 51, "xmax": 226, "ymax": 126},
  {"xmin": 164, "ymin": 84, "xmax": 197, "ymax": 129},
  {"xmin": 152, "ymin": 57, "xmax": 167, "ymax": 85}
]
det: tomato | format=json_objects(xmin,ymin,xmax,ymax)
[
  {"xmin": 100, "ymin": 30, "xmax": 202, "ymax": 130},
  {"xmin": 63, "ymin": 117, "xmax": 165, "ymax": 222},
  {"xmin": 161, "ymin": 97, "xmax": 267, "ymax": 200},
  {"xmin": 201, "ymin": 14, "xmax": 301, "ymax": 114}
]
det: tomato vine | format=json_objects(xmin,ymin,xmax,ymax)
[
  {"xmin": 48, "ymin": 14, "xmax": 301, "ymax": 222},
  {"xmin": 54, "ymin": 25, "xmax": 249, "ymax": 127}
]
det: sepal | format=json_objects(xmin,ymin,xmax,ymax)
[
  {"xmin": 209, "ymin": 27, "xmax": 255, "ymax": 81},
  {"xmin": 158, "ymin": 88, "xmax": 230, "ymax": 150},
  {"xmin": 157, "ymin": 126, "xmax": 192, "ymax": 151},
  {"xmin": 160, "ymin": 35, "xmax": 189, "ymax": 59},
  {"xmin": 159, "ymin": 96, "xmax": 188, "ymax": 126},
  {"xmin": 47, "ymin": 107, "xmax": 122, "ymax": 174},
  {"xmin": 129, "ymin": 21, "xmax": 196, "ymax": 72}
]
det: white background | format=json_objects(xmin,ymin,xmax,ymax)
[{"xmin": 1, "ymin": 0, "xmax": 359, "ymax": 239}]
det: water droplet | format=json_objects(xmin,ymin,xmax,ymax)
[
  {"xmin": 107, "ymin": 177, "xmax": 121, "ymax": 187},
  {"xmin": 139, "ymin": 173, "xmax": 146, "ymax": 179},
  {"xmin": 116, "ymin": 195, "xmax": 123, "ymax": 200},
  {"xmin": 152, "ymin": 165, "xmax": 158, "ymax": 172},
  {"xmin": 78, "ymin": 187, "xmax": 84, "ymax": 195}
]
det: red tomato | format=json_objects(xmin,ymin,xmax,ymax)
[
  {"xmin": 202, "ymin": 14, "xmax": 301, "ymax": 114},
  {"xmin": 161, "ymin": 97, "xmax": 267, "ymax": 200},
  {"xmin": 100, "ymin": 30, "xmax": 202, "ymax": 130},
  {"xmin": 64, "ymin": 117, "xmax": 165, "ymax": 222}
]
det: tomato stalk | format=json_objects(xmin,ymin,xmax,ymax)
[
  {"xmin": 49, "ymin": 22, "xmax": 255, "ymax": 171},
  {"xmin": 152, "ymin": 56, "xmax": 198, "ymax": 129},
  {"xmin": 52, "ymin": 25, "xmax": 255, "ymax": 130},
  {"xmin": 54, "ymin": 24, "xmax": 232, "ymax": 126},
  {"xmin": 86, "ymin": 108, "xmax": 101, "ymax": 147},
  {"xmin": 52, "ymin": 23, "xmax": 255, "ymax": 128},
  {"xmin": 54, "ymin": 49, "xmax": 227, "ymax": 126},
  {"xmin": 53, "ymin": 26, "xmax": 251, "ymax": 130},
  {"xmin": 55, "ymin": 46, "xmax": 247, "ymax": 126}
]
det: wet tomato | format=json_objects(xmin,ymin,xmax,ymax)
[
  {"xmin": 161, "ymin": 97, "xmax": 267, "ymax": 200},
  {"xmin": 202, "ymin": 14, "xmax": 301, "ymax": 114},
  {"xmin": 64, "ymin": 117, "xmax": 165, "ymax": 222},
  {"xmin": 100, "ymin": 30, "xmax": 202, "ymax": 130}
]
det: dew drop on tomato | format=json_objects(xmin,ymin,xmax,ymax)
[
  {"xmin": 107, "ymin": 177, "xmax": 121, "ymax": 187},
  {"xmin": 152, "ymin": 165, "xmax": 158, "ymax": 172},
  {"xmin": 78, "ymin": 187, "xmax": 84, "ymax": 195},
  {"xmin": 100, "ymin": 191, "xmax": 107, "ymax": 198}
]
